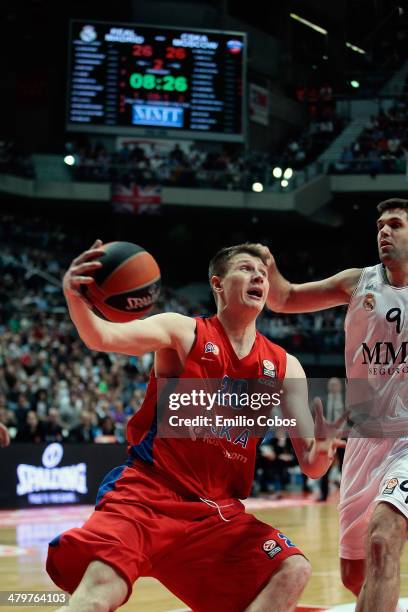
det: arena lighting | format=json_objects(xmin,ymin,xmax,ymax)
[
  {"xmin": 290, "ymin": 13, "xmax": 366, "ymax": 55},
  {"xmin": 252, "ymin": 182, "xmax": 264, "ymax": 193},
  {"xmin": 290, "ymin": 13, "xmax": 327, "ymax": 35},
  {"xmin": 346, "ymin": 41, "xmax": 366, "ymax": 55},
  {"xmin": 281, "ymin": 180, "xmax": 289, "ymax": 188},
  {"xmin": 272, "ymin": 167, "xmax": 283, "ymax": 179},
  {"xmin": 64, "ymin": 155, "xmax": 76, "ymax": 166},
  {"xmin": 350, "ymin": 80, "xmax": 360, "ymax": 88},
  {"xmin": 283, "ymin": 168, "xmax": 293, "ymax": 180}
]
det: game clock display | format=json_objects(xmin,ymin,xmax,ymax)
[{"xmin": 67, "ymin": 21, "xmax": 246, "ymax": 141}]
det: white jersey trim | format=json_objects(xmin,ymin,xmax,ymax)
[{"xmin": 344, "ymin": 267, "xmax": 365, "ymax": 331}]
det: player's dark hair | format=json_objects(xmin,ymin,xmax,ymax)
[
  {"xmin": 377, "ymin": 198, "xmax": 408, "ymax": 216},
  {"xmin": 208, "ymin": 243, "xmax": 267, "ymax": 280}
]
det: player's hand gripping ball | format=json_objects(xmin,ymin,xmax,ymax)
[{"xmin": 82, "ymin": 241, "xmax": 161, "ymax": 322}]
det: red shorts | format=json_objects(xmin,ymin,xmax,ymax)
[{"xmin": 47, "ymin": 463, "xmax": 304, "ymax": 612}]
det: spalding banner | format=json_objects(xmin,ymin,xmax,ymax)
[{"xmin": 1, "ymin": 443, "xmax": 127, "ymax": 508}]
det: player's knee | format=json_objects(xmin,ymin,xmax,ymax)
[
  {"xmin": 369, "ymin": 505, "xmax": 407, "ymax": 548},
  {"xmin": 368, "ymin": 532, "xmax": 391, "ymax": 574},
  {"xmin": 84, "ymin": 560, "xmax": 120, "ymax": 586},
  {"xmin": 72, "ymin": 561, "xmax": 127, "ymax": 611},
  {"xmin": 278, "ymin": 555, "xmax": 312, "ymax": 589},
  {"xmin": 367, "ymin": 510, "xmax": 405, "ymax": 574}
]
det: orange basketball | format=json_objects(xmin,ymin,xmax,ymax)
[{"xmin": 83, "ymin": 241, "xmax": 161, "ymax": 322}]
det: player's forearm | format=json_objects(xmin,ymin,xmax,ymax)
[{"xmin": 65, "ymin": 292, "xmax": 111, "ymax": 351}]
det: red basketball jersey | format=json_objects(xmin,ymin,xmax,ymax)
[{"xmin": 126, "ymin": 316, "xmax": 287, "ymax": 500}]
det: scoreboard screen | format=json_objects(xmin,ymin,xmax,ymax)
[{"xmin": 67, "ymin": 20, "xmax": 247, "ymax": 142}]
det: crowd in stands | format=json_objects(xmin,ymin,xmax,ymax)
[
  {"xmin": 332, "ymin": 98, "xmax": 408, "ymax": 175},
  {"xmin": 66, "ymin": 121, "xmax": 344, "ymax": 188},
  {"xmin": 0, "ymin": 136, "xmax": 270, "ymax": 190},
  {"xmin": 66, "ymin": 139, "xmax": 274, "ymax": 190}
]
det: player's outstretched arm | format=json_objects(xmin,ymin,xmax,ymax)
[
  {"xmin": 63, "ymin": 240, "xmax": 196, "ymax": 356},
  {"xmin": 282, "ymin": 354, "xmax": 346, "ymax": 479},
  {"xmin": 256, "ymin": 244, "xmax": 361, "ymax": 313}
]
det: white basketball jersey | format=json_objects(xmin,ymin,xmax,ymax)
[{"xmin": 345, "ymin": 264, "xmax": 408, "ymax": 434}]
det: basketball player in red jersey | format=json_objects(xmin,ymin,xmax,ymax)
[{"xmin": 48, "ymin": 240, "xmax": 344, "ymax": 612}]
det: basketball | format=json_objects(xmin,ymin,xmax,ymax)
[{"xmin": 82, "ymin": 241, "xmax": 161, "ymax": 322}]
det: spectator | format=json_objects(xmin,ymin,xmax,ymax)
[
  {"xmin": 255, "ymin": 430, "xmax": 297, "ymax": 497},
  {"xmin": 94, "ymin": 415, "xmax": 121, "ymax": 444},
  {"xmin": 15, "ymin": 410, "xmax": 45, "ymax": 443},
  {"xmin": 68, "ymin": 410, "xmax": 97, "ymax": 443},
  {"xmin": 43, "ymin": 407, "xmax": 64, "ymax": 442}
]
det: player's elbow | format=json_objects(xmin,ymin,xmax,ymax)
[
  {"xmin": 267, "ymin": 287, "xmax": 293, "ymax": 313},
  {"xmin": 266, "ymin": 297, "xmax": 286, "ymax": 313},
  {"xmin": 80, "ymin": 331, "xmax": 110, "ymax": 353},
  {"xmin": 83, "ymin": 339, "xmax": 104, "ymax": 353}
]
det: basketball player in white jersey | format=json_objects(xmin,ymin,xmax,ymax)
[{"xmin": 263, "ymin": 198, "xmax": 408, "ymax": 612}]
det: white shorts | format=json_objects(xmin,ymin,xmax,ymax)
[{"xmin": 339, "ymin": 437, "xmax": 408, "ymax": 560}]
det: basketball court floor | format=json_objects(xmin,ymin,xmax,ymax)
[{"xmin": 1, "ymin": 494, "xmax": 407, "ymax": 611}]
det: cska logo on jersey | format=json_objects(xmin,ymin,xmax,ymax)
[{"xmin": 205, "ymin": 341, "xmax": 219, "ymax": 355}]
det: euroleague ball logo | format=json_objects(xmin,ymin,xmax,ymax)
[
  {"xmin": 262, "ymin": 539, "xmax": 282, "ymax": 558},
  {"xmin": 262, "ymin": 539, "xmax": 277, "ymax": 552},
  {"xmin": 382, "ymin": 477, "xmax": 398, "ymax": 495},
  {"xmin": 226, "ymin": 39, "xmax": 243, "ymax": 54}
]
